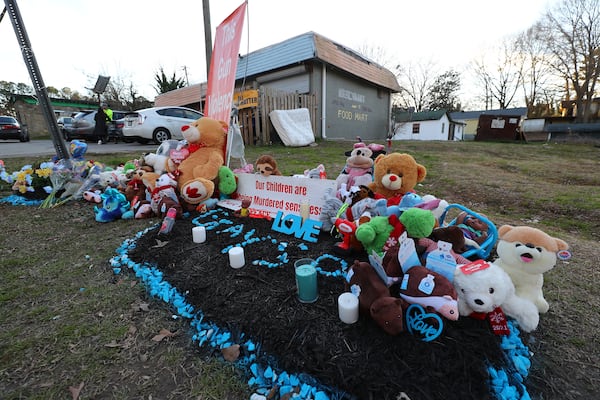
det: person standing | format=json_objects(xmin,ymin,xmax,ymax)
[
  {"xmin": 94, "ymin": 103, "xmax": 110, "ymax": 144},
  {"xmin": 104, "ymin": 104, "xmax": 117, "ymax": 142},
  {"xmin": 104, "ymin": 104, "xmax": 113, "ymax": 122}
]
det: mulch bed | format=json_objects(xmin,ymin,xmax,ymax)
[{"xmin": 128, "ymin": 207, "xmax": 515, "ymax": 400}]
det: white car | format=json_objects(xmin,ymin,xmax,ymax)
[{"xmin": 121, "ymin": 106, "xmax": 204, "ymax": 144}]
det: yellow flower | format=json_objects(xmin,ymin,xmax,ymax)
[
  {"xmin": 16, "ymin": 171, "xmax": 28, "ymax": 181},
  {"xmin": 35, "ymin": 168, "xmax": 52, "ymax": 178},
  {"xmin": 12, "ymin": 181, "xmax": 28, "ymax": 193}
]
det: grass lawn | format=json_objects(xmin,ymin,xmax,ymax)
[{"xmin": 1, "ymin": 139, "xmax": 599, "ymax": 399}]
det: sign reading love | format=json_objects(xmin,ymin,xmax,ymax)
[{"xmin": 406, "ymin": 304, "xmax": 444, "ymax": 342}]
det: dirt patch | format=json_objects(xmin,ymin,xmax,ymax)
[{"xmin": 129, "ymin": 208, "xmax": 525, "ymax": 400}]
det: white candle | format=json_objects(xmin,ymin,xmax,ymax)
[
  {"xmin": 192, "ymin": 226, "xmax": 206, "ymax": 243},
  {"xmin": 228, "ymin": 247, "xmax": 245, "ymax": 269},
  {"xmin": 338, "ymin": 292, "xmax": 359, "ymax": 324}
]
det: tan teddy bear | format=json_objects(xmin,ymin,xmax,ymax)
[
  {"xmin": 368, "ymin": 153, "xmax": 427, "ymax": 206},
  {"xmin": 170, "ymin": 117, "xmax": 228, "ymax": 205}
]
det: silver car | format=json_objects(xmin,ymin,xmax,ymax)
[{"xmin": 121, "ymin": 106, "xmax": 204, "ymax": 144}]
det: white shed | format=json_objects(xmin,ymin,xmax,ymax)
[{"xmin": 391, "ymin": 109, "xmax": 464, "ymax": 141}]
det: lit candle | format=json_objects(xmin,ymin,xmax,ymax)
[
  {"xmin": 228, "ymin": 247, "xmax": 245, "ymax": 269},
  {"xmin": 294, "ymin": 258, "xmax": 318, "ymax": 303},
  {"xmin": 338, "ymin": 292, "xmax": 359, "ymax": 324},
  {"xmin": 192, "ymin": 226, "xmax": 206, "ymax": 243}
]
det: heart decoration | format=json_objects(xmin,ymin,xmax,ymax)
[
  {"xmin": 406, "ymin": 304, "xmax": 444, "ymax": 342},
  {"xmin": 170, "ymin": 148, "xmax": 190, "ymax": 164}
]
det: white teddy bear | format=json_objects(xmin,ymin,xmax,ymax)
[
  {"xmin": 143, "ymin": 153, "xmax": 169, "ymax": 175},
  {"xmin": 97, "ymin": 171, "xmax": 119, "ymax": 188},
  {"xmin": 494, "ymin": 225, "xmax": 569, "ymax": 314},
  {"xmin": 453, "ymin": 261, "xmax": 539, "ymax": 333},
  {"xmin": 150, "ymin": 173, "xmax": 179, "ymax": 215}
]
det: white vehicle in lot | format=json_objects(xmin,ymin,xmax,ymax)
[{"xmin": 121, "ymin": 106, "xmax": 204, "ymax": 144}]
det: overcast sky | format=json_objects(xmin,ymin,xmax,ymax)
[{"xmin": 1, "ymin": 0, "xmax": 554, "ymax": 107}]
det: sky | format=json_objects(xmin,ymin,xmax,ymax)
[{"xmin": 1, "ymin": 0, "xmax": 555, "ymax": 108}]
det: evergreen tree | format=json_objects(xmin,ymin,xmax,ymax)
[
  {"xmin": 426, "ymin": 70, "xmax": 461, "ymax": 112},
  {"xmin": 153, "ymin": 67, "xmax": 186, "ymax": 94}
]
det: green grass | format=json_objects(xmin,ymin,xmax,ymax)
[{"xmin": 1, "ymin": 139, "xmax": 599, "ymax": 399}]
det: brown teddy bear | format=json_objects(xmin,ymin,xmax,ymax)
[
  {"xmin": 171, "ymin": 117, "xmax": 228, "ymax": 205},
  {"xmin": 368, "ymin": 153, "xmax": 427, "ymax": 206},
  {"xmin": 347, "ymin": 260, "xmax": 405, "ymax": 335},
  {"xmin": 255, "ymin": 155, "xmax": 281, "ymax": 176}
]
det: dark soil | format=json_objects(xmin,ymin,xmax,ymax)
[{"xmin": 129, "ymin": 207, "xmax": 522, "ymax": 400}]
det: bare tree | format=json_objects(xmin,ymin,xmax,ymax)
[
  {"xmin": 356, "ymin": 42, "xmax": 397, "ymax": 71},
  {"xmin": 537, "ymin": 0, "xmax": 600, "ymax": 122},
  {"xmin": 514, "ymin": 24, "xmax": 561, "ymax": 117},
  {"xmin": 124, "ymin": 83, "xmax": 152, "ymax": 111},
  {"xmin": 470, "ymin": 39, "xmax": 522, "ymax": 110},
  {"xmin": 394, "ymin": 60, "xmax": 439, "ymax": 112}
]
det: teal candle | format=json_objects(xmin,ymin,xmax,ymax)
[{"xmin": 294, "ymin": 258, "xmax": 318, "ymax": 303}]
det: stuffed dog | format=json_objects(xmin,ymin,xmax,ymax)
[{"xmin": 494, "ymin": 225, "xmax": 569, "ymax": 313}]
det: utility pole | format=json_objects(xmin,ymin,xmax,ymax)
[
  {"xmin": 182, "ymin": 65, "xmax": 189, "ymax": 85},
  {"xmin": 201, "ymin": 0, "xmax": 212, "ymax": 113},
  {"xmin": 203, "ymin": 0, "xmax": 212, "ymax": 78},
  {"xmin": 3, "ymin": 0, "xmax": 71, "ymax": 161}
]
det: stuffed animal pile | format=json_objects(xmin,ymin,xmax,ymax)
[
  {"xmin": 76, "ymin": 116, "xmax": 238, "ymax": 223},
  {"xmin": 8, "ymin": 127, "xmax": 571, "ymax": 342},
  {"xmin": 316, "ymin": 143, "xmax": 571, "ymax": 338}
]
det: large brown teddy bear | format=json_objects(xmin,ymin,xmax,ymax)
[
  {"xmin": 171, "ymin": 117, "xmax": 228, "ymax": 205},
  {"xmin": 368, "ymin": 153, "xmax": 427, "ymax": 206}
]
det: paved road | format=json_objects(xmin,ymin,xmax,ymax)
[{"xmin": 0, "ymin": 139, "xmax": 158, "ymax": 159}]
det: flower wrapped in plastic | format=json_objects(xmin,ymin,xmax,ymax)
[{"xmin": 39, "ymin": 159, "xmax": 74, "ymax": 208}]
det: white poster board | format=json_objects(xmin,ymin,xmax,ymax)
[{"xmin": 218, "ymin": 173, "xmax": 336, "ymax": 219}]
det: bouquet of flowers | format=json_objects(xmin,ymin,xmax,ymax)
[
  {"xmin": 3, "ymin": 162, "xmax": 53, "ymax": 199},
  {"xmin": 39, "ymin": 159, "xmax": 75, "ymax": 208}
]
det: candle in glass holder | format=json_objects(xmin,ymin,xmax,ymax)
[
  {"xmin": 294, "ymin": 258, "xmax": 318, "ymax": 303},
  {"xmin": 338, "ymin": 292, "xmax": 359, "ymax": 324},
  {"xmin": 192, "ymin": 226, "xmax": 206, "ymax": 243},
  {"xmin": 228, "ymin": 247, "xmax": 245, "ymax": 269}
]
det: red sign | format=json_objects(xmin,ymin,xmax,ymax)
[{"xmin": 205, "ymin": 1, "xmax": 247, "ymax": 123}]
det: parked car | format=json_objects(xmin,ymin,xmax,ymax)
[
  {"xmin": 121, "ymin": 106, "xmax": 204, "ymax": 144},
  {"xmin": 107, "ymin": 111, "xmax": 128, "ymax": 143},
  {"xmin": 0, "ymin": 115, "xmax": 29, "ymax": 142},
  {"xmin": 56, "ymin": 116, "xmax": 73, "ymax": 135},
  {"xmin": 63, "ymin": 109, "xmax": 128, "ymax": 142},
  {"xmin": 63, "ymin": 110, "xmax": 97, "ymax": 141}
]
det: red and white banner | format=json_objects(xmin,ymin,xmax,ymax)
[{"xmin": 205, "ymin": 1, "xmax": 247, "ymax": 123}]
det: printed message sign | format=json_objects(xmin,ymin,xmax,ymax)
[
  {"xmin": 234, "ymin": 89, "xmax": 259, "ymax": 109},
  {"xmin": 218, "ymin": 173, "xmax": 337, "ymax": 219}
]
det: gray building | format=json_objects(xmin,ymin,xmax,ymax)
[{"xmin": 155, "ymin": 31, "xmax": 401, "ymax": 143}]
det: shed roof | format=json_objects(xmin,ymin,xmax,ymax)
[
  {"xmin": 236, "ymin": 31, "xmax": 401, "ymax": 91},
  {"xmin": 13, "ymin": 94, "xmax": 97, "ymax": 110},
  {"xmin": 154, "ymin": 83, "xmax": 207, "ymax": 108},
  {"xmin": 450, "ymin": 107, "xmax": 528, "ymax": 120},
  {"xmin": 155, "ymin": 31, "xmax": 400, "ymax": 107},
  {"xmin": 393, "ymin": 109, "xmax": 448, "ymax": 122}
]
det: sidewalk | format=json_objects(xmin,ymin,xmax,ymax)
[{"xmin": 0, "ymin": 139, "xmax": 157, "ymax": 159}]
